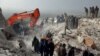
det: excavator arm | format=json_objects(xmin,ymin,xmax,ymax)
[{"xmin": 7, "ymin": 8, "xmax": 40, "ymax": 27}]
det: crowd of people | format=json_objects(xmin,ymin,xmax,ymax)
[
  {"xmin": 32, "ymin": 31, "xmax": 95, "ymax": 56},
  {"xmin": 84, "ymin": 6, "xmax": 99, "ymax": 18},
  {"xmin": 32, "ymin": 31, "xmax": 55, "ymax": 56}
]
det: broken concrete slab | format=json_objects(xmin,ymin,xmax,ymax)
[
  {"xmin": 0, "ymin": 29, "xmax": 7, "ymax": 40},
  {"xmin": 0, "ymin": 54, "xmax": 7, "ymax": 56},
  {"xmin": 77, "ymin": 36, "xmax": 84, "ymax": 44},
  {"xmin": 83, "ymin": 36, "xmax": 95, "ymax": 48}
]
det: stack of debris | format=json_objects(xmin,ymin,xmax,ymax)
[
  {"xmin": 0, "ymin": 8, "xmax": 7, "ymax": 28},
  {"xmin": 50, "ymin": 17, "xmax": 100, "ymax": 56},
  {"xmin": 68, "ymin": 18, "xmax": 100, "ymax": 55}
]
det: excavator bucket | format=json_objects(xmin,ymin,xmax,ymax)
[
  {"xmin": 34, "ymin": 8, "xmax": 40, "ymax": 19},
  {"xmin": 30, "ymin": 8, "xmax": 40, "ymax": 27}
]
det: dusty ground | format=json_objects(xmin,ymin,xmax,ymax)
[{"xmin": 0, "ymin": 18, "xmax": 100, "ymax": 56}]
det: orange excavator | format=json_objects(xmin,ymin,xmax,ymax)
[
  {"xmin": 7, "ymin": 8, "xmax": 40, "ymax": 27},
  {"xmin": 0, "ymin": 8, "xmax": 40, "ymax": 40}
]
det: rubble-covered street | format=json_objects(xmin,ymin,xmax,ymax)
[
  {"xmin": 0, "ymin": 0, "xmax": 100, "ymax": 56},
  {"xmin": 1, "ymin": 16, "xmax": 100, "ymax": 56}
]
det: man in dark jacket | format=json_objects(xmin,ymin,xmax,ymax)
[
  {"xmin": 40, "ymin": 39, "xmax": 45, "ymax": 56},
  {"xmin": 91, "ymin": 6, "xmax": 95, "ymax": 18},
  {"xmin": 68, "ymin": 47, "xmax": 75, "ymax": 56},
  {"xmin": 32, "ymin": 36, "xmax": 40, "ymax": 53},
  {"xmin": 40, "ymin": 38, "xmax": 49, "ymax": 56},
  {"xmin": 62, "ymin": 43, "xmax": 67, "ymax": 56},
  {"xmin": 83, "ymin": 50, "xmax": 89, "ymax": 56},
  {"xmin": 84, "ymin": 7, "xmax": 88, "ymax": 17},
  {"xmin": 90, "ymin": 7, "xmax": 92, "ymax": 17},
  {"xmin": 95, "ymin": 6, "xmax": 99, "ymax": 17},
  {"xmin": 89, "ymin": 53, "xmax": 94, "ymax": 56},
  {"xmin": 48, "ymin": 39, "xmax": 55, "ymax": 56}
]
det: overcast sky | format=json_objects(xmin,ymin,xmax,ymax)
[{"xmin": 0, "ymin": 0, "xmax": 100, "ymax": 18}]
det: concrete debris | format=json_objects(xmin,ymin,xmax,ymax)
[
  {"xmin": 48, "ymin": 18, "xmax": 100, "ymax": 56},
  {"xmin": 0, "ymin": 39, "xmax": 14, "ymax": 50},
  {"xmin": 68, "ymin": 39, "xmax": 80, "ymax": 47},
  {"xmin": 77, "ymin": 36, "xmax": 84, "ymax": 44},
  {"xmin": 83, "ymin": 36, "xmax": 95, "ymax": 48},
  {"xmin": 0, "ymin": 8, "xmax": 7, "ymax": 28},
  {"xmin": 0, "ymin": 29, "xmax": 7, "ymax": 40}
]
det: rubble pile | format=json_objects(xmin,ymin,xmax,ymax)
[
  {"xmin": 0, "ymin": 7, "xmax": 100, "ymax": 56},
  {"xmin": 46, "ymin": 18, "xmax": 100, "ymax": 56},
  {"xmin": 78, "ymin": 18, "xmax": 100, "ymax": 46},
  {"xmin": 77, "ymin": 18, "xmax": 100, "ymax": 53},
  {"xmin": 0, "ymin": 37, "xmax": 35, "ymax": 56}
]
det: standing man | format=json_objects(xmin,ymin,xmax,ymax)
[
  {"xmin": 83, "ymin": 50, "xmax": 89, "ymax": 56},
  {"xmin": 68, "ymin": 47, "xmax": 75, "ymax": 56},
  {"xmin": 61, "ymin": 43, "xmax": 67, "ymax": 56},
  {"xmin": 91, "ymin": 6, "xmax": 95, "ymax": 18},
  {"xmin": 90, "ymin": 7, "xmax": 92, "ymax": 17},
  {"xmin": 95, "ymin": 6, "xmax": 99, "ymax": 18},
  {"xmin": 64, "ymin": 13, "xmax": 68, "ymax": 35},
  {"xmin": 41, "ymin": 21, "xmax": 44, "ymax": 28},
  {"xmin": 48, "ymin": 39, "xmax": 55, "ymax": 56},
  {"xmin": 57, "ymin": 43, "xmax": 63, "ymax": 56},
  {"xmin": 32, "ymin": 36, "xmax": 40, "ymax": 53},
  {"xmin": 84, "ymin": 7, "xmax": 88, "ymax": 17},
  {"xmin": 40, "ymin": 38, "xmax": 48, "ymax": 56}
]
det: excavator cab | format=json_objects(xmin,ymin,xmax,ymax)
[{"xmin": 13, "ymin": 18, "xmax": 31, "ymax": 35}]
